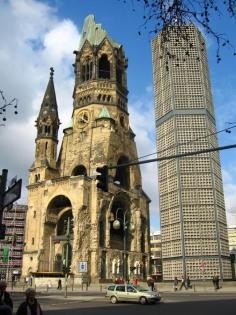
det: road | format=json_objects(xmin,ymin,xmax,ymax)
[{"xmin": 11, "ymin": 291, "xmax": 236, "ymax": 315}]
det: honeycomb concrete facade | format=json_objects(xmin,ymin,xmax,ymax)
[
  {"xmin": 152, "ymin": 25, "xmax": 231, "ymax": 280},
  {"xmin": 22, "ymin": 15, "xmax": 150, "ymax": 283}
]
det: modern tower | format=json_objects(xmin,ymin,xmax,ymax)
[
  {"xmin": 22, "ymin": 15, "xmax": 150, "ymax": 283},
  {"xmin": 152, "ymin": 25, "xmax": 232, "ymax": 280}
]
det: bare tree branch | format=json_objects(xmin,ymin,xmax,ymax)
[
  {"xmin": 121, "ymin": 0, "xmax": 236, "ymax": 61},
  {"xmin": 0, "ymin": 90, "xmax": 18, "ymax": 123}
]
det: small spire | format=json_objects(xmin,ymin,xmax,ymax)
[{"xmin": 50, "ymin": 67, "xmax": 54, "ymax": 78}]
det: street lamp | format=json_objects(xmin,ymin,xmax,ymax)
[
  {"xmin": 64, "ymin": 217, "xmax": 71, "ymax": 298},
  {"xmin": 112, "ymin": 208, "xmax": 135, "ymax": 282}
]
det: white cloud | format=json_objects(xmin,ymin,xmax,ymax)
[
  {"xmin": 0, "ymin": 0, "xmax": 80, "ymax": 203},
  {"xmin": 129, "ymin": 94, "xmax": 159, "ymax": 225},
  {"xmin": 0, "ymin": 0, "xmax": 160, "ymax": 229},
  {"xmin": 221, "ymin": 166, "xmax": 236, "ymax": 226}
]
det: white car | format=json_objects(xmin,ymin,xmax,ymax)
[{"xmin": 105, "ymin": 284, "xmax": 161, "ymax": 305}]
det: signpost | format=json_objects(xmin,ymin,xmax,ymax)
[
  {"xmin": 0, "ymin": 169, "xmax": 22, "ymax": 239},
  {"xmin": 3, "ymin": 179, "xmax": 22, "ymax": 208},
  {"xmin": 79, "ymin": 261, "xmax": 88, "ymax": 273}
]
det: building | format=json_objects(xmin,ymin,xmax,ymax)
[
  {"xmin": 152, "ymin": 25, "xmax": 231, "ymax": 280},
  {"xmin": 0, "ymin": 204, "xmax": 27, "ymax": 281},
  {"xmin": 228, "ymin": 226, "xmax": 236, "ymax": 253},
  {"xmin": 228, "ymin": 226, "xmax": 236, "ymax": 279},
  {"xmin": 22, "ymin": 15, "xmax": 150, "ymax": 283},
  {"xmin": 150, "ymin": 231, "xmax": 162, "ymax": 280}
]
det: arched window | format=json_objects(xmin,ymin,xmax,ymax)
[
  {"xmin": 114, "ymin": 156, "xmax": 130, "ymax": 189},
  {"xmin": 99, "ymin": 54, "xmax": 110, "ymax": 79},
  {"xmin": 71, "ymin": 165, "xmax": 87, "ymax": 176},
  {"xmin": 134, "ymin": 261, "xmax": 141, "ymax": 275},
  {"xmin": 81, "ymin": 60, "xmax": 93, "ymax": 82}
]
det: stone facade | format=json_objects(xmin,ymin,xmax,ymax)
[{"xmin": 22, "ymin": 15, "xmax": 150, "ymax": 283}]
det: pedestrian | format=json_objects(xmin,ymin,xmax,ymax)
[
  {"xmin": 29, "ymin": 275, "xmax": 33, "ymax": 287},
  {"xmin": 179, "ymin": 275, "xmax": 187, "ymax": 290},
  {"xmin": 16, "ymin": 288, "xmax": 43, "ymax": 315},
  {"xmin": 212, "ymin": 275, "xmax": 217, "ymax": 291},
  {"xmin": 57, "ymin": 279, "xmax": 62, "ymax": 290},
  {"xmin": 150, "ymin": 277, "xmax": 155, "ymax": 291},
  {"xmin": 0, "ymin": 304, "xmax": 12, "ymax": 315},
  {"xmin": 133, "ymin": 278, "xmax": 138, "ymax": 286},
  {"xmin": 0, "ymin": 280, "xmax": 13, "ymax": 311},
  {"xmin": 186, "ymin": 276, "xmax": 192, "ymax": 289},
  {"xmin": 147, "ymin": 276, "xmax": 155, "ymax": 291},
  {"xmin": 173, "ymin": 277, "xmax": 178, "ymax": 291},
  {"xmin": 215, "ymin": 276, "xmax": 220, "ymax": 290}
]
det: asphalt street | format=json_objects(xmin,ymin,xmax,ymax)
[{"xmin": 11, "ymin": 291, "xmax": 236, "ymax": 315}]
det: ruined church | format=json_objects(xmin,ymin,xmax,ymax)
[{"xmin": 22, "ymin": 15, "xmax": 150, "ymax": 283}]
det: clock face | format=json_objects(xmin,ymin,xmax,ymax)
[{"xmin": 76, "ymin": 110, "xmax": 90, "ymax": 128}]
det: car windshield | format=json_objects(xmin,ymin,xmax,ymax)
[{"xmin": 135, "ymin": 286, "xmax": 149, "ymax": 292}]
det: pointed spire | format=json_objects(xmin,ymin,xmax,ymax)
[
  {"xmin": 36, "ymin": 67, "xmax": 60, "ymax": 140},
  {"xmin": 38, "ymin": 67, "xmax": 58, "ymax": 120}
]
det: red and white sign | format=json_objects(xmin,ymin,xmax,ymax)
[{"xmin": 200, "ymin": 260, "xmax": 207, "ymax": 270}]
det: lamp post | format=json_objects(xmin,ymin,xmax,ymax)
[
  {"xmin": 113, "ymin": 208, "xmax": 134, "ymax": 282},
  {"xmin": 64, "ymin": 217, "xmax": 71, "ymax": 298}
]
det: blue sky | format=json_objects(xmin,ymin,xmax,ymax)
[{"xmin": 0, "ymin": 0, "xmax": 236, "ymax": 232}]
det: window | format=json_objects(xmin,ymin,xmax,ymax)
[
  {"xmin": 71, "ymin": 165, "xmax": 87, "ymax": 176},
  {"xmin": 116, "ymin": 285, "xmax": 125, "ymax": 292},
  {"xmin": 127, "ymin": 286, "xmax": 136, "ymax": 293},
  {"xmin": 99, "ymin": 54, "xmax": 110, "ymax": 79},
  {"xmin": 81, "ymin": 60, "xmax": 93, "ymax": 82},
  {"xmin": 108, "ymin": 285, "xmax": 115, "ymax": 291}
]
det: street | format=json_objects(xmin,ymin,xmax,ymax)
[{"xmin": 11, "ymin": 291, "xmax": 236, "ymax": 315}]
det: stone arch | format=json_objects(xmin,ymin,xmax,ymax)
[
  {"xmin": 71, "ymin": 165, "xmax": 87, "ymax": 176},
  {"xmin": 114, "ymin": 155, "xmax": 130, "ymax": 189},
  {"xmin": 42, "ymin": 195, "xmax": 73, "ymax": 273},
  {"xmin": 57, "ymin": 208, "xmax": 74, "ymax": 236}
]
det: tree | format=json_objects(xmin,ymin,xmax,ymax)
[
  {"xmin": 121, "ymin": 0, "xmax": 236, "ymax": 61},
  {"xmin": 0, "ymin": 90, "xmax": 18, "ymax": 124}
]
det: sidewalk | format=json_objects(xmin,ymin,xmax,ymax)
[{"xmin": 8, "ymin": 281, "xmax": 236, "ymax": 295}]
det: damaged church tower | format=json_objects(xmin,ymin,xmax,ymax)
[{"xmin": 22, "ymin": 15, "xmax": 150, "ymax": 283}]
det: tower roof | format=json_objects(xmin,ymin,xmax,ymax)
[
  {"xmin": 38, "ymin": 67, "xmax": 59, "ymax": 122},
  {"xmin": 98, "ymin": 106, "xmax": 112, "ymax": 119},
  {"xmin": 78, "ymin": 15, "xmax": 120, "ymax": 51}
]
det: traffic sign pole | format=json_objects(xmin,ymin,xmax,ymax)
[
  {"xmin": 0, "ymin": 170, "xmax": 8, "ymax": 239},
  {"xmin": 0, "ymin": 169, "xmax": 8, "ymax": 225}
]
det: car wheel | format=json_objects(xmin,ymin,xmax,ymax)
[
  {"xmin": 139, "ymin": 296, "xmax": 147, "ymax": 305},
  {"xmin": 110, "ymin": 296, "xmax": 118, "ymax": 304}
]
